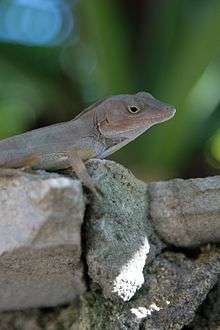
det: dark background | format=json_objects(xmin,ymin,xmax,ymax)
[{"xmin": 0, "ymin": 0, "xmax": 219, "ymax": 181}]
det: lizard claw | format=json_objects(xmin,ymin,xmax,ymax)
[
  {"xmin": 87, "ymin": 182, "xmax": 104, "ymax": 199},
  {"xmin": 94, "ymin": 185, "xmax": 104, "ymax": 199}
]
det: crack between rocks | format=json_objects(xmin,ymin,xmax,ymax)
[{"xmin": 80, "ymin": 192, "xmax": 93, "ymax": 291}]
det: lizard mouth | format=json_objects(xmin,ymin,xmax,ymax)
[{"xmin": 148, "ymin": 108, "xmax": 176, "ymax": 123}]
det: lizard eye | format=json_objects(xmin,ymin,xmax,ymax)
[{"xmin": 128, "ymin": 105, "xmax": 140, "ymax": 114}]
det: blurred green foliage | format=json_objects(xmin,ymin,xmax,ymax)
[{"xmin": 0, "ymin": 0, "xmax": 219, "ymax": 180}]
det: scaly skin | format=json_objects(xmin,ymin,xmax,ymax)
[{"xmin": 0, "ymin": 92, "xmax": 176, "ymax": 194}]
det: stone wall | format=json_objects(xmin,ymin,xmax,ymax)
[{"xmin": 0, "ymin": 160, "xmax": 219, "ymax": 329}]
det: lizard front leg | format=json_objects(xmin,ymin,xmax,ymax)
[{"xmin": 66, "ymin": 151, "xmax": 100, "ymax": 196}]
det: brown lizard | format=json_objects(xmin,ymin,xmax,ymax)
[{"xmin": 0, "ymin": 92, "xmax": 175, "ymax": 193}]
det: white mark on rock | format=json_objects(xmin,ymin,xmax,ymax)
[
  {"xmin": 113, "ymin": 238, "xmax": 150, "ymax": 301},
  {"xmin": 166, "ymin": 300, "xmax": 170, "ymax": 305},
  {"xmin": 131, "ymin": 303, "xmax": 161, "ymax": 319},
  {"xmin": 130, "ymin": 307, "xmax": 149, "ymax": 319},
  {"xmin": 150, "ymin": 303, "xmax": 161, "ymax": 312},
  {"xmin": 48, "ymin": 178, "xmax": 73, "ymax": 188}
]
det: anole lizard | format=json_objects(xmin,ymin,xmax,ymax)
[{"xmin": 0, "ymin": 92, "xmax": 175, "ymax": 193}]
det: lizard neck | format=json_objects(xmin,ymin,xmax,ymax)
[
  {"xmin": 71, "ymin": 116, "xmax": 107, "ymax": 159},
  {"xmin": 74, "ymin": 112, "xmax": 129, "ymax": 159}
]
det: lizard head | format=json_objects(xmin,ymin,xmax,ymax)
[{"xmin": 96, "ymin": 91, "xmax": 176, "ymax": 141}]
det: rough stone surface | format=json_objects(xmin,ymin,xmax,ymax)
[
  {"xmin": 0, "ymin": 301, "xmax": 81, "ymax": 330},
  {"xmin": 188, "ymin": 278, "xmax": 220, "ymax": 329},
  {"xmin": 0, "ymin": 161, "xmax": 220, "ymax": 329},
  {"xmin": 0, "ymin": 169, "xmax": 85, "ymax": 311},
  {"xmin": 0, "ymin": 247, "xmax": 219, "ymax": 330},
  {"xmin": 148, "ymin": 176, "xmax": 220, "ymax": 247},
  {"xmin": 80, "ymin": 247, "xmax": 220, "ymax": 330},
  {"xmin": 134, "ymin": 248, "xmax": 220, "ymax": 330},
  {"xmin": 86, "ymin": 159, "xmax": 163, "ymax": 302}
]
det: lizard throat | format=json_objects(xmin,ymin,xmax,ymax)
[{"xmin": 98, "ymin": 136, "xmax": 128, "ymax": 158}]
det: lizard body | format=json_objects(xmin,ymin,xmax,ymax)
[{"xmin": 0, "ymin": 92, "xmax": 176, "ymax": 193}]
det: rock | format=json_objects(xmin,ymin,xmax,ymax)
[
  {"xmin": 1, "ymin": 245, "xmax": 219, "ymax": 330},
  {"xmin": 0, "ymin": 301, "xmax": 81, "ymax": 330},
  {"xmin": 148, "ymin": 176, "xmax": 220, "ymax": 247},
  {"xmin": 0, "ymin": 169, "xmax": 85, "ymax": 311},
  {"xmin": 86, "ymin": 159, "xmax": 163, "ymax": 302},
  {"xmin": 81, "ymin": 248, "xmax": 220, "ymax": 330},
  {"xmin": 132, "ymin": 249, "xmax": 220, "ymax": 330},
  {"xmin": 0, "ymin": 163, "xmax": 219, "ymax": 329},
  {"xmin": 188, "ymin": 278, "xmax": 220, "ymax": 329},
  {"xmin": 85, "ymin": 163, "xmax": 220, "ymax": 305}
]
